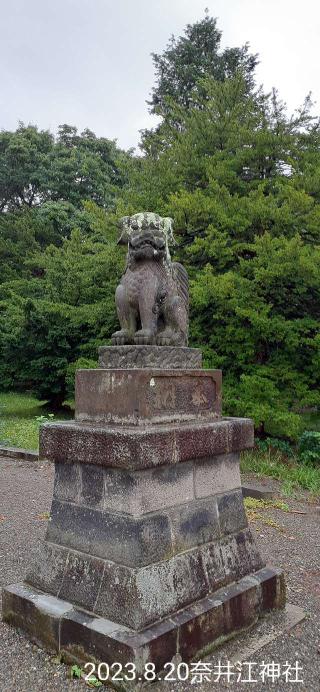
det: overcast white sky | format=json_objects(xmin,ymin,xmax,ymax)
[{"xmin": 1, "ymin": 0, "xmax": 319, "ymax": 150}]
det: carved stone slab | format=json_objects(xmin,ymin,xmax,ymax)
[
  {"xmin": 98, "ymin": 345, "xmax": 202, "ymax": 370},
  {"xmin": 39, "ymin": 417, "xmax": 254, "ymax": 470},
  {"xmin": 75, "ymin": 368, "xmax": 221, "ymax": 425}
]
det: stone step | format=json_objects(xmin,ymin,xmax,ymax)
[{"xmin": 3, "ymin": 566, "xmax": 285, "ymax": 687}]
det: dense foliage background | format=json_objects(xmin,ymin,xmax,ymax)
[{"xmin": 1, "ymin": 14, "xmax": 319, "ymax": 437}]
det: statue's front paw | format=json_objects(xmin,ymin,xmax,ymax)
[
  {"xmin": 156, "ymin": 329, "xmax": 185, "ymax": 346},
  {"xmin": 156, "ymin": 328, "xmax": 174, "ymax": 346},
  {"xmin": 111, "ymin": 330, "xmax": 134, "ymax": 345},
  {"xmin": 156, "ymin": 334, "xmax": 172, "ymax": 346},
  {"xmin": 134, "ymin": 329, "xmax": 156, "ymax": 345}
]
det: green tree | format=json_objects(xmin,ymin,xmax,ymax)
[
  {"xmin": 0, "ymin": 203, "xmax": 123, "ymax": 405},
  {"xmin": 0, "ymin": 124, "xmax": 53, "ymax": 211},
  {"xmin": 0, "ymin": 123, "xmax": 128, "ymax": 213},
  {"xmin": 121, "ymin": 66, "xmax": 320, "ymax": 437},
  {"xmin": 141, "ymin": 13, "xmax": 258, "ymax": 154},
  {"xmin": 47, "ymin": 125, "xmax": 127, "ymax": 208}
]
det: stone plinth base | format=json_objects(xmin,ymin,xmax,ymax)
[
  {"xmin": 23, "ymin": 527, "xmax": 264, "ymax": 629},
  {"xmin": 2, "ymin": 353, "xmax": 286, "ymax": 681},
  {"xmin": 3, "ymin": 567, "xmax": 285, "ymax": 687},
  {"xmin": 98, "ymin": 345, "xmax": 202, "ymax": 370},
  {"xmin": 75, "ymin": 368, "xmax": 222, "ymax": 425},
  {"xmin": 25, "ymin": 417, "xmax": 269, "ymax": 633},
  {"xmin": 39, "ymin": 417, "xmax": 254, "ymax": 470}
]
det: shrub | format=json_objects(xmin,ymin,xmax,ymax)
[
  {"xmin": 298, "ymin": 431, "xmax": 320, "ymax": 466},
  {"xmin": 256, "ymin": 437, "xmax": 293, "ymax": 458}
]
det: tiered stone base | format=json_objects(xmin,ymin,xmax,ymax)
[
  {"xmin": 3, "ymin": 566, "xmax": 285, "ymax": 684},
  {"xmin": 2, "ymin": 347, "xmax": 286, "ymax": 686}
]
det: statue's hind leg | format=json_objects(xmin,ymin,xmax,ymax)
[
  {"xmin": 158, "ymin": 295, "xmax": 188, "ymax": 346},
  {"xmin": 111, "ymin": 285, "xmax": 137, "ymax": 345}
]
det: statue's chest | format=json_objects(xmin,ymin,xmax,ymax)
[{"xmin": 124, "ymin": 264, "xmax": 166, "ymax": 302}]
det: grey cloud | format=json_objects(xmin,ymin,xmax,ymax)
[{"xmin": 0, "ymin": 0, "xmax": 318, "ymax": 150}]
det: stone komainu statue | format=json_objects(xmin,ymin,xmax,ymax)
[{"xmin": 111, "ymin": 212, "xmax": 189, "ymax": 346}]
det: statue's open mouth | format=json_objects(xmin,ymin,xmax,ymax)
[
  {"xmin": 135, "ymin": 242, "xmax": 163, "ymax": 252},
  {"xmin": 130, "ymin": 235, "xmax": 166, "ymax": 252}
]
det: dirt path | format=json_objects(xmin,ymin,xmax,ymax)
[{"xmin": 0, "ymin": 457, "xmax": 319, "ymax": 691}]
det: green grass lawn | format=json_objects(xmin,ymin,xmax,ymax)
[
  {"xmin": 0, "ymin": 392, "xmax": 73, "ymax": 451},
  {"xmin": 241, "ymin": 448, "xmax": 320, "ymax": 496}
]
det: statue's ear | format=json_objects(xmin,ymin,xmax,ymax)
[
  {"xmin": 117, "ymin": 230, "xmax": 129, "ymax": 245},
  {"xmin": 163, "ymin": 217, "xmax": 177, "ymax": 246},
  {"xmin": 117, "ymin": 216, "xmax": 130, "ymax": 244}
]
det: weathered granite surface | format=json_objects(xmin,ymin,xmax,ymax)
[
  {"xmin": 24, "ymin": 528, "xmax": 264, "ymax": 630},
  {"xmin": 76, "ymin": 368, "xmax": 221, "ymax": 425},
  {"xmin": 3, "ymin": 567, "xmax": 285, "ymax": 685},
  {"xmin": 98, "ymin": 345, "xmax": 202, "ymax": 369},
  {"xmin": 39, "ymin": 417, "xmax": 254, "ymax": 469},
  {"xmin": 52, "ymin": 453, "xmax": 241, "ymax": 515},
  {"xmin": 45, "ymin": 489, "xmax": 247, "ymax": 569}
]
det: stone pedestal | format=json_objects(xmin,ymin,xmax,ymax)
[{"xmin": 3, "ymin": 346, "xmax": 285, "ymax": 685}]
